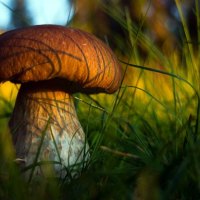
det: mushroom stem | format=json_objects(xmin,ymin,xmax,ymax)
[{"xmin": 9, "ymin": 83, "xmax": 89, "ymax": 178}]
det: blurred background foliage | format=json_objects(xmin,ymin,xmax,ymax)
[{"xmin": 1, "ymin": 0, "xmax": 197, "ymax": 52}]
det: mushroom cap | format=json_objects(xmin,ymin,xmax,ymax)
[{"xmin": 0, "ymin": 25, "xmax": 122, "ymax": 93}]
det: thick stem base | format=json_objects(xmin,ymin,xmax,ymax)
[{"xmin": 9, "ymin": 84, "xmax": 89, "ymax": 179}]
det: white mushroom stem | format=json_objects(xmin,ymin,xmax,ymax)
[{"xmin": 9, "ymin": 83, "xmax": 89, "ymax": 179}]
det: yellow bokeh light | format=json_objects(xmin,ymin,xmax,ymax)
[{"xmin": 0, "ymin": 82, "xmax": 19, "ymax": 101}]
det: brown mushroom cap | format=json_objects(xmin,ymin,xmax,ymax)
[{"xmin": 0, "ymin": 25, "xmax": 122, "ymax": 93}]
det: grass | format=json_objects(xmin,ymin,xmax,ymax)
[{"xmin": 1, "ymin": 1, "xmax": 200, "ymax": 200}]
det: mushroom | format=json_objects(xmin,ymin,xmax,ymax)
[{"xmin": 0, "ymin": 25, "xmax": 122, "ymax": 179}]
